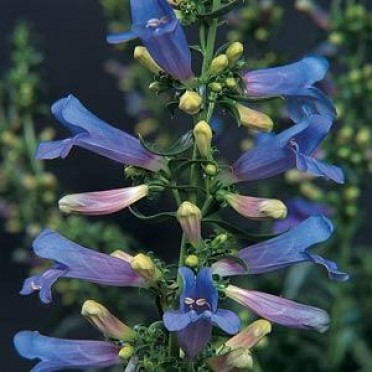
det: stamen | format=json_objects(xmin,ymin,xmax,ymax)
[
  {"xmin": 31, "ymin": 282, "xmax": 42, "ymax": 291},
  {"xmin": 184, "ymin": 297, "xmax": 195, "ymax": 305},
  {"xmin": 195, "ymin": 298, "xmax": 207, "ymax": 306},
  {"xmin": 146, "ymin": 16, "xmax": 169, "ymax": 28}
]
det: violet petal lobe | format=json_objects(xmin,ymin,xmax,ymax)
[{"xmin": 211, "ymin": 309, "xmax": 241, "ymax": 335}]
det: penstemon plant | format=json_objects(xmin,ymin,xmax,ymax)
[{"xmin": 14, "ymin": 0, "xmax": 350, "ymax": 370}]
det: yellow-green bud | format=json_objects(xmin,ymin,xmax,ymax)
[
  {"xmin": 259, "ymin": 199, "xmax": 287, "ymax": 219},
  {"xmin": 337, "ymin": 147, "xmax": 351, "ymax": 159},
  {"xmin": 337, "ymin": 126, "xmax": 353, "ymax": 144},
  {"xmin": 225, "ymin": 77, "xmax": 237, "ymax": 90},
  {"xmin": 179, "ymin": 91, "xmax": 202, "ymax": 115},
  {"xmin": 134, "ymin": 46, "xmax": 164, "ymax": 74},
  {"xmin": 130, "ymin": 253, "xmax": 161, "ymax": 282},
  {"xmin": 148, "ymin": 82, "xmax": 164, "ymax": 93},
  {"xmin": 355, "ymin": 127, "xmax": 370, "ymax": 146},
  {"xmin": 236, "ymin": 103, "xmax": 273, "ymax": 132},
  {"xmin": 211, "ymin": 233, "xmax": 228, "ymax": 247},
  {"xmin": 177, "ymin": 201, "xmax": 202, "ymax": 247},
  {"xmin": 81, "ymin": 300, "xmax": 136, "ymax": 340},
  {"xmin": 119, "ymin": 344, "xmax": 135, "ymax": 360},
  {"xmin": 185, "ymin": 254, "xmax": 199, "ymax": 267},
  {"xmin": 204, "ymin": 164, "xmax": 218, "ymax": 176},
  {"xmin": 226, "ymin": 42, "xmax": 244, "ymax": 67},
  {"xmin": 345, "ymin": 204, "xmax": 357, "ymax": 217},
  {"xmin": 209, "ymin": 82, "xmax": 223, "ymax": 93},
  {"xmin": 193, "ymin": 120, "xmax": 213, "ymax": 158},
  {"xmin": 344, "ymin": 186, "xmax": 360, "ymax": 202},
  {"xmin": 210, "ymin": 54, "xmax": 229, "ymax": 75}
]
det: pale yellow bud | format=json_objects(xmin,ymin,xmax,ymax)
[
  {"xmin": 226, "ymin": 42, "xmax": 244, "ymax": 67},
  {"xmin": 179, "ymin": 91, "xmax": 203, "ymax": 115},
  {"xmin": 177, "ymin": 201, "xmax": 202, "ymax": 246},
  {"xmin": 204, "ymin": 164, "xmax": 218, "ymax": 176},
  {"xmin": 185, "ymin": 254, "xmax": 199, "ymax": 267},
  {"xmin": 119, "ymin": 344, "xmax": 135, "ymax": 360},
  {"xmin": 355, "ymin": 127, "xmax": 370, "ymax": 146},
  {"xmin": 225, "ymin": 77, "xmax": 237, "ymax": 90},
  {"xmin": 210, "ymin": 54, "xmax": 229, "ymax": 75},
  {"xmin": 226, "ymin": 348, "xmax": 253, "ymax": 369},
  {"xmin": 81, "ymin": 300, "xmax": 136, "ymax": 341},
  {"xmin": 259, "ymin": 199, "xmax": 287, "ymax": 219},
  {"xmin": 236, "ymin": 104, "xmax": 273, "ymax": 131},
  {"xmin": 193, "ymin": 120, "xmax": 213, "ymax": 158},
  {"xmin": 130, "ymin": 253, "xmax": 161, "ymax": 282},
  {"xmin": 134, "ymin": 46, "xmax": 164, "ymax": 74}
]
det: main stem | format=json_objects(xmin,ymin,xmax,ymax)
[{"xmin": 168, "ymin": 2, "xmax": 220, "ymax": 359}]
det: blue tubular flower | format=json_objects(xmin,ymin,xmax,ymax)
[
  {"xmin": 107, "ymin": 0, "xmax": 194, "ymax": 82},
  {"xmin": 14, "ymin": 331, "xmax": 121, "ymax": 371},
  {"xmin": 273, "ymin": 197, "xmax": 332, "ymax": 233},
  {"xmin": 243, "ymin": 56, "xmax": 336, "ymax": 122},
  {"xmin": 20, "ymin": 229, "xmax": 147, "ymax": 304},
  {"xmin": 223, "ymin": 114, "xmax": 344, "ymax": 184},
  {"xmin": 212, "ymin": 216, "xmax": 349, "ymax": 281},
  {"xmin": 163, "ymin": 268, "xmax": 241, "ymax": 358},
  {"xmin": 36, "ymin": 95, "xmax": 166, "ymax": 172}
]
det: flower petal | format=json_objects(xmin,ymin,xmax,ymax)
[
  {"xmin": 14, "ymin": 331, "xmax": 121, "ymax": 370},
  {"xmin": 36, "ymin": 95, "xmax": 165, "ymax": 172},
  {"xmin": 177, "ymin": 319, "xmax": 212, "ymax": 358},
  {"xmin": 163, "ymin": 310, "xmax": 192, "ymax": 331},
  {"xmin": 212, "ymin": 309, "xmax": 241, "ymax": 335},
  {"xmin": 196, "ymin": 268, "xmax": 218, "ymax": 312}
]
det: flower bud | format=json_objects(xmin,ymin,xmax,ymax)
[
  {"xmin": 193, "ymin": 120, "xmax": 213, "ymax": 158},
  {"xmin": 134, "ymin": 46, "xmax": 164, "ymax": 74},
  {"xmin": 210, "ymin": 54, "xmax": 229, "ymax": 75},
  {"xmin": 226, "ymin": 42, "xmax": 244, "ymax": 67},
  {"xmin": 58, "ymin": 185, "xmax": 149, "ymax": 216},
  {"xmin": 223, "ymin": 192, "xmax": 287, "ymax": 220},
  {"xmin": 176, "ymin": 201, "xmax": 202, "ymax": 247},
  {"xmin": 209, "ymin": 82, "xmax": 223, "ymax": 93},
  {"xmin": 130, "ymin": 253, "xmax": 162, "ymax": 282},
  {"xmin": 81, "ymin": 300, "xmax": 136, "ymax": 341},
  {"xmin": 226, "ymin": 348, "xmax": 253, "ymax": 369},
  {"xmin": 204, "ymin": 164, "xmax": 218, "ymax": 176},
  {"xmin": 119, "ymin": 344, "xmax": 135, "ymax": 360},
  {"xmin": 185, "ymin": 254, "xmax": 199, "ymax": 268},
  {"xmin": 148, "ymin": 82, "xmax": 164, "ymax": 93},
  {"xmin": 236, "ymin": 103, "xmax": 273, "ymax": 131},
  {"xmin": 343, "ymin": 186, "xmax": 360, "ymax": 202},
  {"xmin": 179, "ymin": 91, "xmax": 202, "ymax": 115},
  {"xmin": 225, "ymin": 77, "xmax": 237, "ymax": 90}
]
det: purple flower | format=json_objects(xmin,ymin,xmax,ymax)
[
  {"xmin": 107, "ymin": 0, "xmax": 194, "ymax": 82},
  {"xmin": 36, "ymin": 95, "xmax": 166, "ymax": 172},
  {"xmin": 225, "ymin": 285, "xmax": 329, "ymax": 332},
  {"xmin": 221, "ymin": 114, "xmax": 344, "ymax": 184},
  {"xmin": 20, "ymin": 229, "xmax": 147, "ymax": 304},
  {"xmin": 14, "ymin": 331, "xmax": 121, "ymax": 371},
  {"xmin": 212, "ymin": 216, "xmax": 349, "ymax": 281},
  {"xmin": 273, "ymin": 197, "xmax": 332, "ymax": 233},
  {"xmin": 163, "ymin": 267, "xmax": 240, "ymax": 358},
  {"xmin": 243, "ymin": 56, "xmax": 335, "ymax": 123}
]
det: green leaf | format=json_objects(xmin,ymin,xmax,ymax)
[
  {"xmin": 200, "ymin": 0, "xmax": 241, "ymax": 18},
  {"xmin": 189, "ymin": 45, "xmax": 204, "ymax": 55},
  {"xmin": 203, "ymin": 216, "xmax": 281, "ymax": 242},
  {"xmin": 129, "ymin": 206, "xmax": 176, "ymax": 222},
  {"xmin": 225, "ymin": 93, "xmax": 284, "ymax": 103},
  {"xmin": 219, "ymin": 98, "xmax": 242, "ymax": 126},
  {"xmin": 139, "ymin": 131, "xmax": 194, "ymax": 156}
]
